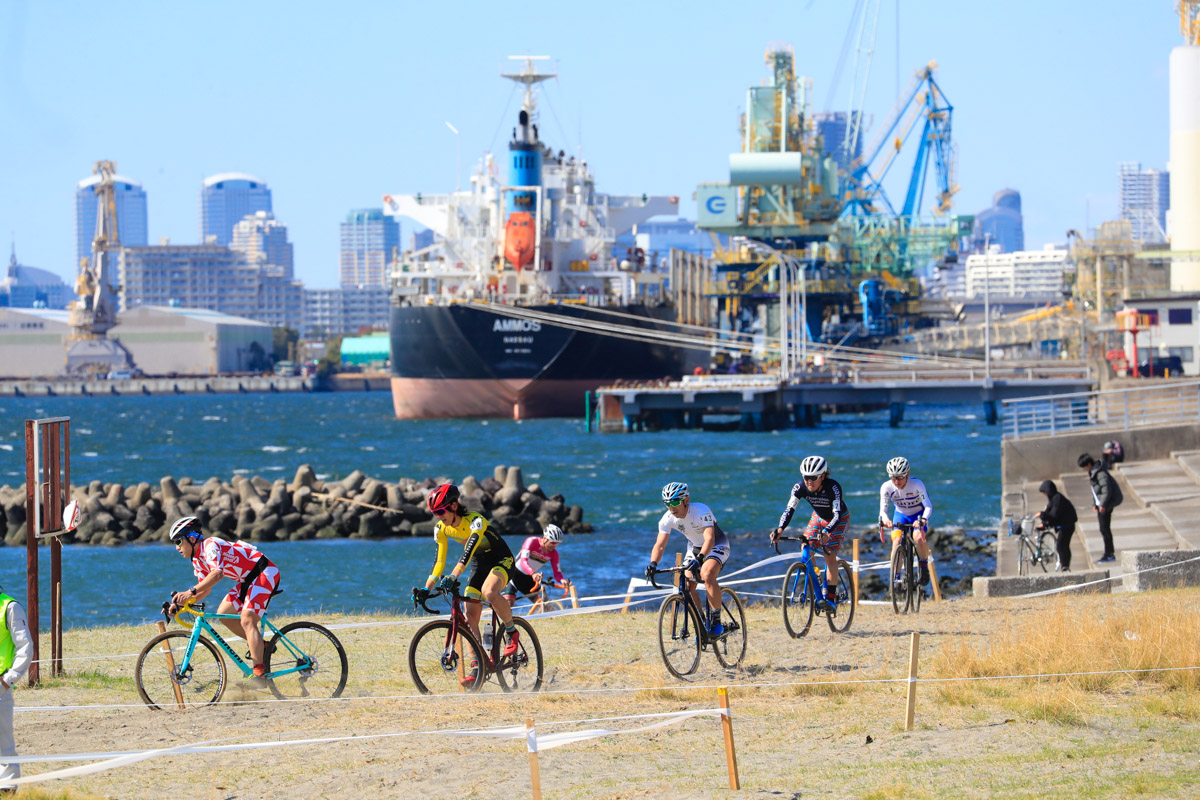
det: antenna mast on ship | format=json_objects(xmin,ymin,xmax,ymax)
[{"xmin": 501, "ymin": 55, "xmax": 556, "ymax": 116}]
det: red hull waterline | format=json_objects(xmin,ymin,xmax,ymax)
[{"xmin": 391, "ymin": 377, "xmax": 602, "ymax": 419}]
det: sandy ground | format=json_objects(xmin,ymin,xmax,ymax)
[{"xmin": 11, "ymin": 589, "xmax": 1200, "ymax": 799}]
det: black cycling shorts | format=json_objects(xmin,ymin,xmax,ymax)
[{"xmin": 466, "ymin": 537, "xmax": 516, "ymax": 599}]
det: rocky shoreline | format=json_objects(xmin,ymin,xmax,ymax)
[{"xmin": 0, "ymin": 464, "xmax": 592, "ymax": 546}]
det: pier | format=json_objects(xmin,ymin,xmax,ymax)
[
  {"xmin": 590, "ymin": 361, "xmax": 1094, "ymax": 432},
  {"xmin": 0, "ymin": 374, "xmax": 315, "ymax": 397}
]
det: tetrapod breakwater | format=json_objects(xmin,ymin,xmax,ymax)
[{"xmin": 0, "ymin": 464, "xmax": 591, "ymax": 546}]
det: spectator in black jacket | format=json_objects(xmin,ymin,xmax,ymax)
[
  {"xmin": 1034, "ymin": 479, "xmax": 1078, "ymax": 571},
  {"xmin": 1078, "ymin": 453, "xmax": 1123, "ymax": 563}
]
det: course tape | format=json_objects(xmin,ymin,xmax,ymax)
[
  {"xmin": 1016, "ymin": 553, "xmax": 1200, "ymax": 598},
  {"xmin": 2, "ymin": 708, "xmax": 725, "ymax": 783},
  {"xmin": 17, "ymin": 663, "xmax": 1200, "ymax": 715}
]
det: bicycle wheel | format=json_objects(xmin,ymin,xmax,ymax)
[
  {"xmin": 1039, "ymin": 531, "xmax": 1060, "ymax": 572},
  {"xmin": 1018, "ymin": 538, "xmax": 1038, "ymax": 576},
  {"xmin": 658, "ymin": 595, "xmax": 702, "ymax": 678},
  {"xmin": 408, "ymin": 620, "xmax": 486, "ymax": 695},
  {"xmin": 265, "ymin": 622, "xmax": 349, "ymax": 700},
  {"xmin": 910, "ymin": 545, "xmax": 923, "ymax": 613},
  {"xmin": 712, "ymin": 588, "xmax": 747, "ymax": 669},
  {"xmin": 890, "ymin": 546, "xmax": 910, "ymax": 614},
  {"xmin": 782, "ymin": 561, "xmax": 815, "ymax": 638},
  {"xmin": 136, "ymin": 631, "xmax": 226, "ymax": 709},
  {"xmin": 494, "ymin": 617, "xmax": 544, "ymax": 692},
  {"xmin": 826, "ymin": 560, "xmax": 856, "ymax": 633}
]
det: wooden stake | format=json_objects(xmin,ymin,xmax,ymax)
[
  {"xmin": 673, "ymin": 551, "xmax": 683, "ymax": 587},
  {"xmin": 928, "ymin": 556, "xmax": 943, "ymax": 601},
  {"xmin": 569, "ymin": 584, "xmax": 578, "ymax": 610},
  {"xmin": 456, "ymin": 634, "xmax": 466, "ymax": 691},
  {"xmin": 903, "ymin": 632, "xmax": 920, "ymax": 731},
  {"xmin": 525, "ymin": 717, "xmax": 542, "ymax": 800},
  {"xmin": 717, "ymin": 686, "xmax": 741, "ymax": 789},
  {"xmin": 851, "ymin": 539, "xmax": 860, "ymax": 606},
  {"xmin": 156, "ymin": 621, "xmax": 186, "ymax": 709}
]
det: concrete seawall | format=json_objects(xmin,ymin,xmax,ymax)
[
  {"xmin": 0, "ymin": 375, "xmax": 315, "ymax": 397},
  {"xmin": 1002, "ymin": 423, "xmax": 1200, "ymax": 489}
]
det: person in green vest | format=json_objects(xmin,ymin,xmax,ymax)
[{"xmin": 0, "ymin": 589, "xmax": 33, "ymax": 789}]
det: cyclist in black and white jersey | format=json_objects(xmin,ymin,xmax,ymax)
[
  {"xmin": 878, "ymin": 456, "xmax": 933, "ymax": 587},
  {"xmin": 769, "ymin": 455, "xmax": 850, "ymax": 611},
  {"xmin": 646, "ymin": 482, "xmax": 731, "ymax": 635}
]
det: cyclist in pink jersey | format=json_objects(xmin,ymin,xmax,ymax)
[
  {"xmin": 168, "ymin": 516, "xmax": 280, "ymax": 678},
  {"xmin": 514, "ymin": 524, "xmax": 571, "ymax": 590}
]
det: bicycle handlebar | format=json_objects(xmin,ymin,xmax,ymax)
[
  {"xmin": 645, "ymin": 564, "xmax": 700, "ymax": 590},
  {"xmin": 772, "ymin": 533, "xmax": 811, "ymax": 555}
]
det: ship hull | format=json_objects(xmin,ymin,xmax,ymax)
[{"xmin": 389, "ymin": 303, "xmax": 696, "ymax": 419}]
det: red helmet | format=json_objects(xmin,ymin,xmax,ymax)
[{"xmin": 427, "ymin": 483, "xmax": 460, "ymax": 514}]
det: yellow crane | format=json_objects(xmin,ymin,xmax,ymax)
[
  {"xmin": 65, "ymin": 160, "xmax": 135, "ymax": 375},
  {"xmin": 1182, "ymin": 1, "xmax": 1200, "ymax": 44}
]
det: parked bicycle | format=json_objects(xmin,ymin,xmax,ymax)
[
  {"xmin": 647, "ymin": 562, "xmax": 746, "ymax": 678},
  {"xmin": 409, "ymin": 584, "xmax": 543, "ymax": 694},
  {"xmin": 774, "ymin": 535, "xmax": 855, "ymax": 636},
  {"xmin": 135, "ymin": 598, "xmax": 348, "ymax": 709},
  {"xmin": 1010, "ymin": 514, "xmax": 1060, "ymax": 575},
  {"xmin": 887, "ymin": 522, "xmax": 927, "ymax": 614}
]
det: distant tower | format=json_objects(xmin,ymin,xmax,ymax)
[
  {"xmin": 339, "ymin": 209, "xmax": 400, "ymax": 288},
  {"xmin": 75, "ymin": 172, "xmax": 147, "ymax": 286},
  {"xmin": 812, "ymin": 111, "xmax": 863, "ymax": 174},
  {"xmin": 1119, "ymin": 162, "xmax": 1170, "ymax": 244},
  {"xmin": 972, "ymin": 189, "xmax": 1024, "ymax": 253},
  {"xmin": 231, "ymin": 211, "xmax": 294, "ymax": 278},
  {"xmin": 1169, "ymin": 2, "xmax": 1200, "ymax": 290},
  {"xmin": 200, "ymin": 173, "xmax": 272, "ymax": 246}
]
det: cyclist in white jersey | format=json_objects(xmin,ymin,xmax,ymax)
[
  {"xmin": 645, "ymin": 482, "xmax": 731, "ymax": 635},
  {"xmin": 878, "ymin": 456, "xmax": 933, "ymax": 586}
]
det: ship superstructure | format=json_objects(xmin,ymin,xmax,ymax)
[{"xmin": 381, "ymin": 57, "xmax": 688, "ymax": 419}]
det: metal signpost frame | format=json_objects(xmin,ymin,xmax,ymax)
[{"xmin": 23, "ymin": 417, "xmax": 70, "ymax": 685}]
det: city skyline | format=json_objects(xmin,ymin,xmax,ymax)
[{"xmin": 0, "ymin": 2, "xmax": 1179, "ymax": 287}]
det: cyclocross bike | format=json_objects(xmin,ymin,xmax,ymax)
[
  {"xmin": 774, "ymin": 534, "xmax": 855, "ymax": 636},
  {"xmin": 647, "ymin": 562, "xmax": 746, "ymax": 679},
  {"xmin": 1010, "ymin": 514, "xmax": 1060, "ymax": 575},
  {"xmin": 135, "ymin": 598, "xmax": 348, "ymax": 709},
  {"xmin": 409, "ymin": 584, "xmax": 543, "ymax": 694},
  {"xmin": 886, "ymin": 522, "xmax": 927, "ymax": 614},
  {"xmin": 503, "ymin": 576, "xmax": 571, "ymax": 616}
]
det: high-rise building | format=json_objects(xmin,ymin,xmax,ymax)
[
  {"xmin": 964, "ymin": 245, "xmax": 1070, "ymax": 299},
  {"xmin": 1119, "ymin": 162, "xmax": 1170, "ymax": 244},
  {"xmin": 200, "ymin": 173, "xmax": 272, "ymax": 246},
  {"xmin": 303, "ymin": 287, "xmax": 391, "ymax": 338},
  {"xmin": 339, "ymin": 209, "xmax": 400, "ymax": 288},
  {"xmin": 972, "ymin": 189, "xmax": 1025, "ymax": 253},
  {"xmin": 812, "ymin": 111, "xmax": 864, "ymax": 175},
  {"xmin": 120, "ymin": 243, "xmax": 303, "ymax": 330},
  {"xmin": 231, "ymin": 211, "xmax": 294, "ymax": 278},
  {"xmin": 0, "ymin": 248, "xmax": 71, "ymax": 309},
  {"xmin": 75, "ymin": 172, "xmax": 148, "ymax": 284}
]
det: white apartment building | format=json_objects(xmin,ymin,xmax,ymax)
[
  {"xmin": 120, "ymin": 243, "xmax": 303, "ymax": 330},
  {"xmin": 965, "ymin": 245, "xmax": 1070, "ymax": 299},
  {"xmin": 303, "ymin": 287, "xmax": 390, "ymax": 338},
  {"xmin": 231, "ymin": 211, "xmax": 294, "ymax": 278},
  {"xmin": 1122, "ymin": 294, "xmax": 1200, "ymax": 376}
]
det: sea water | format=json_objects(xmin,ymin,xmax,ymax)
[{"xmin": 0, "ymin": 392, "xmax": 1002, "ymax": 628}]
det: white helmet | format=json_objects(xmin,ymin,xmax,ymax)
[
  {"xmin": 886, "ymin": 456, "xmax": 910, "ymax": 477},
  {"xmin": 799, "ymin": 456, "xmax": 827, "ymax": 478},
  {"xmin": 169, "ymin": 516, "xmax": 203, "ymax": 543},
  {"xmin": 543, "ymin": 524, "xmax": 564, "ymax": 544},
  {"xmin": 661, "ymin": 482, "xmax": 689, "ymax": 504}
]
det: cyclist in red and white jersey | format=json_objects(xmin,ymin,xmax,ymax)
[
  {"xmin": 168, "ymin": 517, "xmax": 280, "ymax": 678},
  {"xmin": 515, "ymin": 524, "xmax": 571, "ymax": 590}
]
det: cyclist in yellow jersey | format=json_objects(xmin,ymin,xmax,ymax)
[{"xmin": 413, "ymin": 483, "xmax": 522, "ymax": 666}]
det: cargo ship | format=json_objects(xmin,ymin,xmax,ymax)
[{"xmin": 383, "ymin": 56, "xmax": 694, "ymax": 419}]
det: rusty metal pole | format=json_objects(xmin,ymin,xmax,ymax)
[{"xmin": 23, "ymin": 421, "xmax": 39, "ymax": 687}]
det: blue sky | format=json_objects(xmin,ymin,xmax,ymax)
[{"xmin": 0, "ymin": 1, "xmax": 1181, "ymax": 288}]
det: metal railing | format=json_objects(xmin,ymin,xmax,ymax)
[{"xmin": 1002, "ymin": 380, "xmax": 1200, "ymax": 440}]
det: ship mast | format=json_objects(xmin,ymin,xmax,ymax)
[{"xmin": 500, "ymin": 55, "xmax": 557, "ymax": 117}]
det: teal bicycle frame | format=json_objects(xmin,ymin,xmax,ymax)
[{"xmin": 174, "ymin": 603, "xmax": 311, "ymax": 680}]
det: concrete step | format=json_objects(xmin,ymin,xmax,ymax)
[
  {"xmin": 1149, "ymin": 498, "xmax": 1200, "ymax": 549},
  {"xmin": 973, "ymin": 570, "xmax": 1112, "ymax": 598},
  {"xmin": 1172, "ymin": 450, "xmax": 1200, "ymax": 485},
  {"xmin": 1117, "ymin": 459, "xmax": 1200, "ymax": 506},
  {"xmin": 1059, "ymin": 473, "xmax": 1180, "ymax": 578}
]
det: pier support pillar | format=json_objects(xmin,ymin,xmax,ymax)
[
  {"xmin": 793, "ymin": 404, "xmax": 818, "ymax": 428},
  {"xmin": 889, "ymin": 402, "xmax": 906, "ymax": 428},
  {"xmin": 983, "ymin": 400, "xmax": 998, "ymax": 425}
]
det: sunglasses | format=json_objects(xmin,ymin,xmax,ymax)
[
  {"xmin": 664, "ymin": 498, "xmax": 685, "ymax": 507},
  {"xmin": 432, "ymin": 507, "xmax": 452, "ymax": 516}
]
